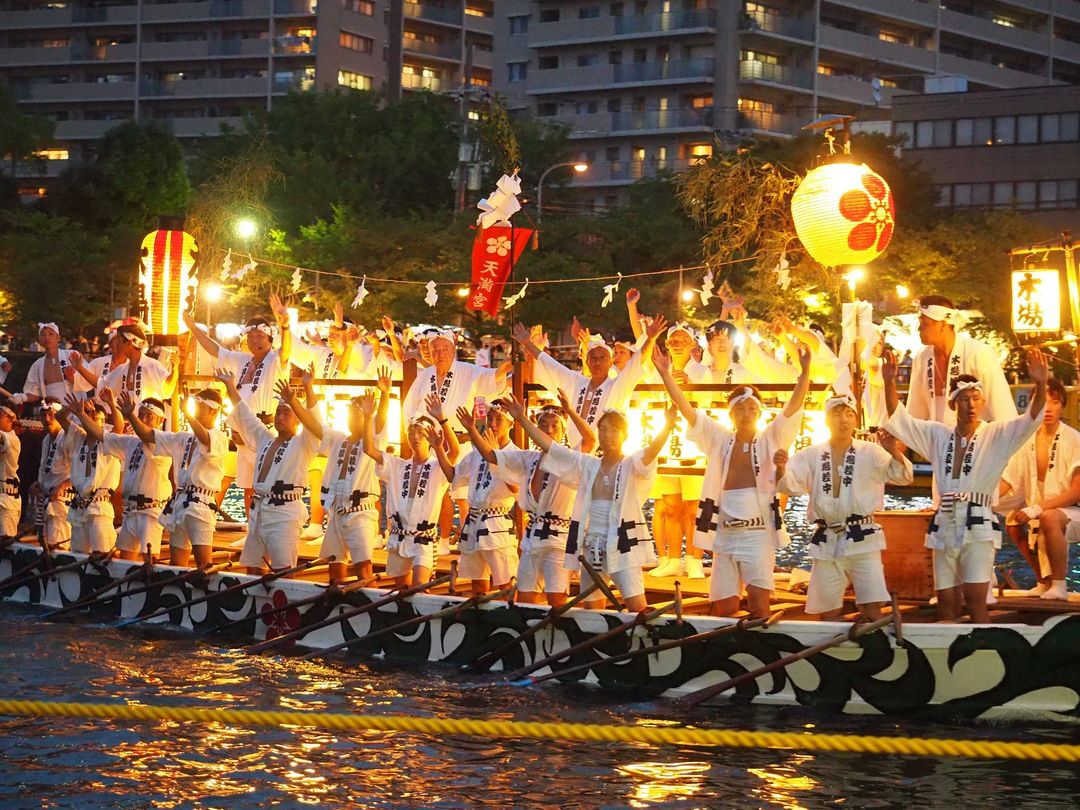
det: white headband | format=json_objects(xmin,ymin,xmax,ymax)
[
  {"xmin": 729, "ymin": 387, "xmax": 762, "ymax": 409},
  {"xmin": 243, "ymin": 322, "xmax": 274, "ymax": 338},
  {"xmin": 42, "ymin": 401, "xmax": 62, "ymax": 413},
  {"xmin": 431, "ymin": 330, "xmax": 456, "ymax": 347},
  {"xmin": 141, "ymin": 401, "xmax": 166, "ymax": 419},
  {"xmin": 919, "ymin": 304, "xmax": 965, "ymax": 327},
  {"xmin": 194, "ymin": 395, "xmax": 222, "ymax": 412},
  {"xmin": 584, "ymin": 335, "xmax": 614, "ymax": 357},
  {"xmin": 118, "ymin": 328, "xmax": 146, "ymax": 349},
  {"xmin": 38, "ymin": 322, "xmax": 59, "ymax": 336},
  {"xmin": 824, "ymin": 394, "xmax": 857, "ymax": 414},
  {"xmin": 666, "ymin": 321, "xmax": 695, "ymax": 340},
  {"xmin": 948, "ymin": 380, "xmax": 983, "ymax": 402}
]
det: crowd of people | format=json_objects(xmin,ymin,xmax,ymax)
[{"xmin": 0, "ymin": 286, "xmax": 1069, "ymax": 625}]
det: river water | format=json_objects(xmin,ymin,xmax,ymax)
[{"xmin": 1, "ymin": 492, "xmax": 1078, "ymax": 808}]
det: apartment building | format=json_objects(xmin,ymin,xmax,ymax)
[
  {"xmin": 0, "ymin": 0, "xmax": 493, "ymax": 196},
  {"xmin": 493, "ymin": 0, "xmax": 1080, "ymax": 208}
]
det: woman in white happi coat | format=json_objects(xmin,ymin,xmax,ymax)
[
  {"xmin": 0, "ymin": 402, "xmax": 22, "ymax": 538},
  {"xmin": 32, "ymin": 399, "xmax": 72, "ymax": 547},
  {"xmin": 883, "ymin": 349, "xmax": 1047, "ymax": 623},
  {"xmin": 655, "ymin": 344, "xmax": 812, "ymax": 618},
  {"xmin": 776, "ymin": 394, "xmax": 913, "ymax": 620},
  {"xmin": 58, "ymin": 399, "xmax": 121, "ymax": 553},
  {"xmin": 997, "ymin": 378, "xmax": 1080, "ymax": 601},
  {"xmin": 222, "ymin": 374, "xmax": 320, "ymax": 572},
  {"xmin": 362, "ymin": 394, "xmax": 455, "ymax": 586},
  {"xmin": 493, "ymin": 393, "xmax": 596, "ymax": 606},
  {"xmin": 4, "ymin": 323, "xmax": 75, "ymax": 406}
]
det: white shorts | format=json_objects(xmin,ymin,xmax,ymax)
[
  {"xmin": 806, "ymin": 552, "xmax": 890, "ymax": 615},
  {"xmin": 168, "ymin": 513, "xmax": 216, "ymax": 549},
  {"xmin": 710, "ymin": 532, "xmax": 775, "ymax": 601},
  {"xmin": 516, "ymin": 546, "xmax": 569, "ymax": 594},
  {"xmin": 238, "ymin": 517, "xmax": 305, "ymax": 569},
  {"xmin": 385, "ymin": 542, "xmax": 436, "ymax": 577},
  {"xmin": 116, "ymin": 511, "xmax": 165, "ymax": 556},
  {"xmin": 458, "ymin": 546, "xmax": 518, "ymax": 585},
  {"xmin": 933, "ymin": 541, "xmax": 996, "ymax": 589},
  {"xmin": 320, "ymin": 509, "xmax": 379, "ymax": 564},
  {"xmin": 236, "ymin": 445, "xmax": 255, "ymax": 489},
  {"xmin": 580, "ymin": 532, "xmax": 645, "ymax": 600},
  {"xmin": 0, "ymin": 506, "xmax": 19, "ymax": 539},
  {"xmin": 70, "ymin": 510, "xmax": 117, "ymax": 554}
]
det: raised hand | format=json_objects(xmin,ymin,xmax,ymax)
[
  {"xmin": 662, "ymin": 404, "xmax": 678, "ymax": 430},
  {"xmin": 877, "ymin": 429, "xmax": 903, "ymax": 458},
  {"xmin": 62, "ymin": 393, "xmax": 81, "ymax": 413},
  {"xmin": 274, "ymin": 378, "xmax": 296, "ymax": 403},
  {"xmin": 511, "ymin": 322, "xmax": 531, "ymax": 346},
  {"xmin": 333, "ymin": 301, "xmax": 344, "ymax": 327},
  {"xmin": 456, "ymin": 405, "xmax": 476, "ymax": 432},
  {"xmin": 381, "ymin": 315, "xmax": 395, "ymax": 336},
  {"xmin": 651, "ymin": 346, "xmax": 672, "ymax": 376},
  {"xmin": 357, "ymin": 391, "xmax": 376, "ymax": 415},
  {"xmin": 502, "ymin": 393, "xmax": 527, "ymax": 421},
  {"xmin": 795, "ymin": 341, "xmax": 812, "ymax": 372},
  {"xmin": 214, "ymin": 367, "xmax": 237, "ymax": 394},
  {"xmin": 425, "ymin": 392, "xmax": 445, "ymax": 423},
  {"xmin": 117, "ymin": 390, "xmax": 137, "ymax": 418},
  {"xmin": 99, "ymin": 387, "xmax": 115, "ymax": 408},
  {"xmin": 555, "ymin": 387, "xmax": 572, "ymax": 413},
  {"xmin": 570, "ymin": 316, "xmax": 582, "ymax": 341},
  {"xmin": 881, "ymin": 349, "xmax": 898, "ymax": 384},
  {"xmin": 300, "ymin": 364, "xmax": 314, "ymax": 390},
  {"xmin": 531, "ymin": 324, "xmax": 549, "ymax": 352},
  {"xmin": 626, "ymin": 288, "xmax": 640, "ymax": 306},
  {"xmin": 773, "ymin": 448, "xmax": 789, "ymax": 467},
  {"xmin": 645, "ymin": 314, "xmax": 668, "ymax": 339},
  {"xmin": 68, "ymin": 350, "xmax": 83, "ymax": 369},
  {"xmin": 421, "ymin": 421, "xmax": 443, "ymax": 447},
  {"xmin": 1027, "ymin": 348, "xmax": 1049, "ymax": 383},
  {"xmin": 269, "ymin": 292, "xmax": 289, "ymax": 326},
  {"xmin": 376, "ymin": 366, "xmax": 392, "ymax": 395}
]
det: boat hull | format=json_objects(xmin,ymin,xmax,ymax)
[{"xmin": 3, "ymin": 544, "xmax": 1079, "ymax": 722}]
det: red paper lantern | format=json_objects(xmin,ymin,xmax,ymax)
[
  {"xmin": 791, "ymin": 162, "xmax": 895, "ymax": 267},
  {"xmin": 138, "ymin": 228, "xmax": 198, "ymax": 336}
]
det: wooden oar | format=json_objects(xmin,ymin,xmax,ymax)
[
  {"xmin": 116, "ymin": 556, "xmax": 333, "ymax": 628},
  {"xmin": 506, "ymin": 599, "xmax": 678, "ymax": 683},
  {"xmin": 43, "ymin": 551, "xmax": 156, "ymax": 618},
  {"xmin": 523, "ymin": 610, "xmax": 786, "ymax": 686},
  {"xmin": 464, "ymin": 582, "xmax": 603, "ymax": 674},
  {"xmin": 679, "ymin": 612, "xmax": 898, "ymax": 708},
  {"xmin": 0, "ymin": 549, "xmax": 116, "ymax": 593},
  {"xmin": 246, "ymin": 564, "xmax": 457, "ymax": 654},
  {"xmin": 204, "ymin": 575, "xmax": 376, "ymax": 638},
  {"xmin": 295, "ymin": 584, "xmax": 515, "ymax": 662},
  {"xmin": 578, "ymin": 555, "xmax": 625, "ymax": 611}
]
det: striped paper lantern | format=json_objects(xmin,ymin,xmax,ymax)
[
  {"xmin": 138, "ymin": 228, "xmax": 198, "ymax": 335},
  {"xmin": 790, "ymin": 162, "xmax": 895, "ymax": 268}
]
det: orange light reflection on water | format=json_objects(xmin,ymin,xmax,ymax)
[
  {"xmin": 747, "ymin": 754, "xmax": 819, "ymax": 810},
  {"xmin": 618, "ymin": 761, "xmax": 711, "ymax": 807}
]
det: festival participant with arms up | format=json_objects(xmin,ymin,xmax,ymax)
[
  {"xmin": 57, "ymin": 398, "xmax": 120, "ymax": 553},
  {"xmin": 220, "ymin": 372, "xmax": 320, "ymax": 572},
  {"xmin": 284, "ymin": 367, "xmax": 391, "ymax": 585},
  {"xmin": 775, "ymin": 395, "xmax": 913, "ymax": 620},
  {"xmin": 360, "ymin": 393, "xmax": 457, "ymax": 587},
  {"xmin": 882, "ymin": 349, "xmax": 1047, "ymax": 623},
  {"xmin": 998, "ymin": 377, "xmax": 1080, "ymax": 601},
  {"xmin": 5, "ymin": 323, "xmax": 75, "ymax": 406},
  {"xmin": 70, "ymin": 330, "xmax": 124, "ymax": 396},
  {"xmin": 131, "ymin": 388, "xmax": 227, "ymax": 567},
  {"xmin": 655, "ymin": 342, "xmax": 812, "ymax": 618},
  {"xmin": 100, "ymin": 322, "xmax": 178, "ymax": 407},
  {"xmin": 31, "ymin": 399, "xmax": 71, "ymax": 548},
  {"xmin": 696, "ymin": 319, "xmax": 762, "ymax": 385},
  {"xmin": 0, "ymin": 400, "xmax": 21, "ymax": 538},
  {"xmin": 490, "ymin": 392, "xmax": 595, "ymax": 606}
]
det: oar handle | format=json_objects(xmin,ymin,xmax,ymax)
[{"xmin": 577, "ymin": 555, "xmax": 624, "ymax": 611}]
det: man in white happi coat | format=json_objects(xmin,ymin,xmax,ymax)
[
  {"xmin": 694, "ymin": 319, "xmax": 763, "ymax": 386},
  {"xmin": 221, "ymin": 372, "xmax": 319, "ymax": 572},
  {"xmin": 184, "ymin": 295, "xmax": 291, "ymax": 513},
  {"xmin": 882, "ymin": 349, "xmax": 1047, "ymax": 623},
  {"xmin": 128, "ymin": 388, "xmax": 227, "ymax": 568},
  {"xmin": 494, "ymin": 395, "xmax": 595, "ymax": 606},
  {"xmin": 100, "ymin": 322, "xmax": 178, "ymax": 409},
  {"xmin": 57, "ymin": 398, "xmax": 120, "ymax": 553},
  {"xmin": 998, "ymin": 377, "xmax": 1080, "ymax": 601},
  {"xmin": 31, "ymin": 399, "xmax": 72, "ymax": 547},
  {"xmin": 906, "ymin": 295, "xmax": 1016, "ymax": 426},
  {"xmin": 4, "ymin": 323, "xmax": 75, "ymax": 406},
  {"xmin": 285, "ymin": 368, "xmax": 391, "ymax": 585},
  {"xmin": 656, "ymin": 343, "xmax": 812, "ymax": 618},
  {"xmin": 776, "ymin": 394, "xmax": 913, "ymax": 620},
  {"xmin": 70, "ymin": 330, "xmax": 124, "ymax": 396},
  {"xmin": 0, "ymin": 401, "xmax": 22, "ymax": 538}
]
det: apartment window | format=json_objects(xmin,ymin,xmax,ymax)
[
  {"xmin": 817, "ymin": 64, "xmax": 836, "ymax": 75},
  {"xmin": 508, "ymin": 14, "xmax": 529, "ymax": 34},
  {"xmin": 633, "ymin": 48, "xmax": 647, "ymax": 62},
  {"xmin": 339, "ymin": 32, "xmax": 374, "ymax": 52},
  {"xmin": 952, "ymin": 183, "xmax": 972, "ymax": 207},
  {"xmin": 878, "ymin": 30, "xmax": 910, "ymax": 45},
  {"xmin": 580, "ymin": 5, "xmax": 600, "ymax": 17},
  {"xmin": 341, "ymin": 0, "xmax": 374, "ymax": 13},
  {"xmin": 609, "ymin": 50, "xmax": 622, "ymax": 65},
  {"xmin": 33, "ymin": 149, "xmax": 68, "ymax": 161},
  {"xmin": 606, "ymin": 146, "xmax": 620, "ymax": 160},
  {"xmin": 992, "ymin": 182, "xmax": 1013, "ymax": 207},
  {"xmin": 575, "ymin": 100, "xmax": 598, "ymax": 114},
  {"xmin": 577, "ymin": 53, "xmax": 600, "ymax": 67},
  {"xmin": 935, "ymin": 186, "xmax": 950, "ymax": 207},
  {"xmin": 537, "ymin": 102, "xmax": 557, "ymax": 116},
  {"xmin": 1017, "ymin": 115, "xmax": 1038, "ymax": 144},
  {"xmin": 464, "ymin": 5, "xmax": 487, "ymax": 16},
  {"xmin": 1015, "ymin": 181, "xmax": 1037, "ymax": 210},
  {"xmin": 686, "ymin": 143, "xmax": 713, "ymax": 162},
  {"xmin": 609, "ymin": 2, "xmax": 623, "ymax": 15},
  {"xmin": 538, "ymin": 55, "xmax": 558, "ymax": 70},
  {"xmin": 915, "ymin": 120, "xmax": 934, "ymax": 148},
  {"xmin": 741, "ymin": 49, "xmax": 779, "ymax": 65},
  {"xmin": 738, "ymin": 97, "xmax": 776, "ymax": 113},
  {"xmin": 689, "ymin": 94, "xmax": 712, "ymax": 108},
  {"xmin": 538, "ymin": 8, "xmax": 559, "ymax": 22},
  {"xmin": 970, "ymin": 183, "xmax": 991, "ymax": 206},
  {"xmin": 992, "ymin": 15, "xmax": 1018, "ymax": 28},
  {"xmin": 337, "ymin": 70, "xmax": 372, "ymax": 90},
  {"xmin": 993, "ymin": 116, "xmax": 1015, "ymax": 145},
  {"xmin": 1060, "ymin": 112, "xmax": 1080, "ymax": 141},
  {"xmin": 507, "ymin": 61, "xmax": 527, "ymax": 82},
  {"xmin": 893, "ymin": 121, "xmax": 913, "ymax": 146},
  {"xmin": 470, "ymin": 74, "xmax": 491, "ymax": 87},
  {"xmin": 1041, "ymin": 113, "xmax": 1060, "ymax": 142},
  {"xmin": 880, "ymin": 78, "xmax": 898, "ymax": 88}
]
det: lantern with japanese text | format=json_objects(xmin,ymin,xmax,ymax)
[
  {"xmin": 138, "ymin": 224, "xmax": 199, "ymax": 337},
  {"xmin": 791, "ymin": 162, "xmax": 895, "ymax": 267},
  {"xmin": 1011, "ymin": 269, "xmax": 1061, "ymax": 333}
]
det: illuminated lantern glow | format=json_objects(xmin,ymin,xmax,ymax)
[
  {"xmin": 1011, "ymin": 269, "xmax": 1061, "ymax": 333},
  {"xmin": 139, "ymin": 228, "xmax": 199, "ymax": 336},
  {"xmin": 791, "ymin": 162, "xmax": 895, "ymax": 267}
]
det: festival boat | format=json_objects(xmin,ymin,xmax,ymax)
[{"xmin": 3, "ymin": 524, "xmax": 1079, "ymax": 724}]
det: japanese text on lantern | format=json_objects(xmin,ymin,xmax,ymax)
[{"xmin": 1011, "ymin": 269, "xmax": 1060, "ymax": 333}]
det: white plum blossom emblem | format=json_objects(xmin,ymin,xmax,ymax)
[{"xmin": 486, "ymin": 236, "xmax": 511, "ymax": 256}]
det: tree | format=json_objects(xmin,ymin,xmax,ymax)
[{"xmin": 0, "ymin": 86, "xmax": 55, "ymax": 177}]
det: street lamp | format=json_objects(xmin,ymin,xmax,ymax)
[
  {"xmin": 895, "ymin": 283, "xmax": 910, "ymax": 300},
  {"xmin": 537, "ymin": 161, "xmax": 588, "ymax": 226},
  {"xmin": 456, "ymin": 286, "xmax": 470, "ymax": 298},
  {"xmin": 234, "ymin": 217, "xmax": 258, "ymax": 242}
]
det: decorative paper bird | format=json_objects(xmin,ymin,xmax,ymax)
[
  {"xmin": 600, "ymin": 273, "xmax": 623, "ymax": 308},
  {"xmin": 425, "ymin": 280, "xmax": 439, "ymax": 307},
  {"xmin": 219, "ymin": 249, "xmax": 233, "ymax": 281},
  {"xmin": 773, "ymin": 253, "xmax": 791, "ymax": 290},
  {"xmin": 476, "ymin": 173, "xmax": 523, "ymax": 230},
  {"xmin": 290, "ymin": 268, "xmax": 302, "ymax": 293},
  {"xmin": 503, "ymin": 278, "xmax": 529, "ymax": 309},
  {"xmin": 694, "ymin": 267, "xmax": 716, "ymax": 306},
  {"xmin": 351, "ymin": 276, "xmax": 369, "ymax": 309}
]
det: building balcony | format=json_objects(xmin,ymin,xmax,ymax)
[
  {"xmin": 159, "ymin": 116, "xmax": 247, "ymax": 137},
  {"xmin": 0, "ymin": 43, "xmax": 136, "ymax": 67},
  {"xmin": 1055, "ymin": 35, "xmax": 1080, "ymax": 65},
  {"xmin": 940, "ymin": 9, "xmax": 1053, "ymax": 55},
  {"xmin": 404, "ymin": 2, "xmax": 463, "ymax": 27},
  {"xmin": 816, "ymin": 72, "xmax": 913, "ymax": 106},
  {"xmin": 572, "ymin": 157, "xmax": 703, "ymax": 187},
  {"xmin": 738, "ymin": 59, "xmax": 814, "ymax": 90},
  {"xmin": 10, "ymin": 79, "xmax": 137, "ymax": 103},
  {"xmin": 401, "ymin": 72, "xmax": 444, "ymax": 91},
  {"xmin": 463, "ymin": 11, "xmax": 494, "ymax": 36},
  {"xmin": 818, "ymin": 24, "xmax": 938, "ymax": 72},
  {"xmin": 138, "ymin": 38, "xmax": 275, "ymax": 60},
  {"xmin": 0, "ymin": 3, "xmax": 138, "ymax": 30},
  {"xmin": 529, "ymin": 58, "xmax": 714, "ymax": 93},
  {"xmin": 936, "ymin": 51, "xmax": 1051, "ymax": 87},
  {"xmin": 529, "ymin": 8, "xmax": 715, "ymax": 47},
  {"xmin": 738, "ymin": 11, "xmax": 815, "ymax": 41},
  {"xmin": 10, "ymin": 159, "xmax": 69, "ymax": 178},
  {"xmin": 831, "ymin": 0, "xmax": 937, "ymax": 28},
  {"xmin": 140, "ymin": 76, "xmax": 271, "ymax": 98},
  {"xmin": 736, "ymin": 109, "xmax": 797, "ymax": 135},
  {"xmin": 562, "ymin": 107, "xmax": 715, "ymax": 138},
  {"xmin": 403, "ymin": 38, "xmax": 462, "ymax": 61},
  {"xmin": 613, "ymin": 58, "xmax": 715, "ymax": 83}
]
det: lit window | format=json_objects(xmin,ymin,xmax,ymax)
[
  {"xmin": 740, "ymin": 49, "xmax": 779, "ymax": 65},
  {"xmin": 341, "ymin": 0, "xmax": 374, "ymax": 13},
  {"xmin": 689, "ymin": 94, "xmax": 712, "ymax": 108},
  {"xmin": 467, "ymin": 110, "xmax": 480, "ymax": 120},
  {"xmin": 992, "ymin": 16, "xmax": 1017, "ymax": 28},
  {"xmin": 337, "ymin": 70, "xmax": 373, "ymax": 90},
  {"xmin": 878, "ymin": 31, "xmax": 908, "ymax": 45},
  {"xmin": 33, "ymin": 149, "xmax": 69, "ymax": 160},
  {"xmin": 464, "ymin": 5, "xmax": 488, "ymax": 16},
  {"xmin": 339, "ymin": 32, "xmax": 373, "ymax": 52},
  {"xmin": 737, "ymin": 97, "xmax": 776, "ymax": 113}
]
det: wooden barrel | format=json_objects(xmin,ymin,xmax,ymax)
[{"xmin": 875, "ymin": 510, "xmax": 934, "ymax": 600}]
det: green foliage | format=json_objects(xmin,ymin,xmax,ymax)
[{"xmin": 0, "ymin": 86, "xmax": 55, "ymax": 174}]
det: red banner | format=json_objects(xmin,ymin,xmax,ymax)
[{"xmin": 468, "ymin": 226, "xmax": 533, "ymax": 316}]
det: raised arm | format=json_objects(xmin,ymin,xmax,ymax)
[
  {"xmin": 117, "ymin": 390, "xmax": 154, "ymax": 445},
  {"xmin": 425, "ymin": 393, "xmax": 459, "ymax": 463},
  {"xmin": 270, "ymin": 292, "xmax": 291, "ymax": 367},
  {"xmin": 275, "ymin": 377, "xmax": 323, "ymax": 442},
  {"xmin": 99, "ymin": 388, "xmax": 124, "ymax": 434},
  {"xmin": 638, "ymin": 313, "xmax": 668, "ymax": 371},
  {"xmin": 183, "ymin": 310, "xmax": 222, "ymax": 359},
  {"xmin": 653, "ymin": 347, "xmax": 697, "ymax": 426},
  {"xmin": 426, "ymin": 422, "xmax": 457, "ymax": 481},
  {"xmin": 511, "ymin": 322, "xmax": 543, "ymax": 360},
  {"xmin": 161, "ymin": 351, "xmax": 179, "ymax": 398},
  {"xmin": 882, "ymin": 350, "xmax": 901, "ymax": 416},
  {"xmin": 456, "ymin": 405, "xmax": 496, "ymax": 465},
  {"xmin": 69, "ymin": 352, "xmax": 100, "ymax": 388},
  {"xmin": 63, "ymin": 393, "xmax": 104, "ymax": 443},
  {"xmin": 642, "ymin": 406, "xmax": 677, "ymax": 467},
  {"xmin": 374, "ymin": 366, "xmax": 392, "ymax": 436},
  {"xmin": 557, "ymin": 387, "xmax": 595, "ymax": 454},
  {"xmin": 381, "ymin": 316, "xmax": 404, "ymax": 364},
  {"xmin": 1026, "ymin": 348, "xmax": 1048, "ymax": 420},
  {"xmin": 625, "ymin": 288, "xmax": 644, "ymax": 340},
  {"xmin": 358, "ymin": 392, "xmax": 383, "ymax": 464},
  {"xmin": 503, "ymin": 394, "xmax": 553, "ymax": 452},
  {"xmin": 215, "ymin": 367, "xmax": 242, "ymax": 406},
  {"xmin": 782, "ymin": 342, "xmax": 813, "ymax": 418}
]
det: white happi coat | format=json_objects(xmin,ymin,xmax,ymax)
[
  {"xmin": 318, "ymin": 430, "xmax": 380, "ymax": 515},
  {"xmin": 494, "ymin": 447, "xmax": 576, "ymax": 556},
  {"xmin": 0, "ymin": 429, "xmax": 21, "ymax": 513},
  {"xmin": 687, "ymin": 409, "xmax": 802, "ymax": 553},
  {"xmin": 886, "ymin": 402, "xmax": 1041, "ymax": 549},
  {"xmin": 1001, "ymin": 421, "xmax": 1080, "ymax": 511},
  {"xmin": 228, "ymin": 402, "xmax": 319, "ymax": 526},
  {"xmin": 402, "ymin": 359, "xmax": 503, "ymax": 435},
  {"xmin": 686, "ymin": 359, "xmax": 761, "ymax": 385},
  {"xmin": 376, "ymin": 453, "xmax": 451, "ymax": 561},
  {"xmin": 218, "ymin": 347, "xmax": 289, "ymax": 418},
  {"xmin": 38, "ymin": 428, "xmax": 71, "ymax": 497},
  {"xmin": 66, "ymin": 425, "xmax": 121, "ymax": 515},
  {"xmin": 74, "ymin": 354, "xmax": 117, "ymax": 395},
  {"xmin": 101, "ymin": 355, "xmax": 172, "ymax": 406},
  {"xmin": 151, "ymin": 429, "xmax": 229, "ymax": 527},
  {"xmin": 12, "ymin": 350, "xmax": 75, "ymax": 404},
  {"xmin": 291, "ymin": 340, "xmax": 366, "ymax": 384},
  {"xmin": 778, "ymin": 440, "xmax": 913, "ymax": 560},
  {"xmin": 101, "ymin": 433, "xmax": 173, "ymax": 515},
  {"xmin": 541, "ymin": 442, "xmax": 658, "ymax": 573},
  {"xmin": 907, "ymin": 334, "xmax": 1016, "ymax": 426},
  {"xmin": 454, "ymin": 447, "xmax": 516, "ymax": 552},
  {"xmin": 532, "ymin": 350, "xmax": 646, "ymax": 449},
  {"xmin": 739, "ymin": 340, "xmax": 800, "ymax": 384}
]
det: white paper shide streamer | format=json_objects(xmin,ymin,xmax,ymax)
[
  {"xmin": 601, "ymin": 273, "xmax": 623, "ymax": 308},
  {"xmin": 503, "ymin": 278, "xmax": 529, "ymax": 310},
  {"xmin": 425, "ymin": 280, "xmax": 438, "ymax": 308},
  {"xmin": 351, "ymin": 276, "xmax": 369, "ymax": 308}
]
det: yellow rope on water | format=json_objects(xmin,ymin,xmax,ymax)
[{"xmin": 0, "ymin": 698, "xmax": 1076, "ymax": 761}]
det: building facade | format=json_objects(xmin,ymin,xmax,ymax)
[
  {"xmin": 492, "ymin": 0, "xmax": 1080, "ymax": 208},
  {"xmin": 0, "ymin": 0, "xmax": 492, "ymax": 196}
]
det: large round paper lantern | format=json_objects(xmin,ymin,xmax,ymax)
[
  {"xmin": 790, "ymin": 162, "xmax": 895, "ymax": 267},
  {"xmin": 138, "ymin": 227, "xmax": 198, "ymax": 336}
]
